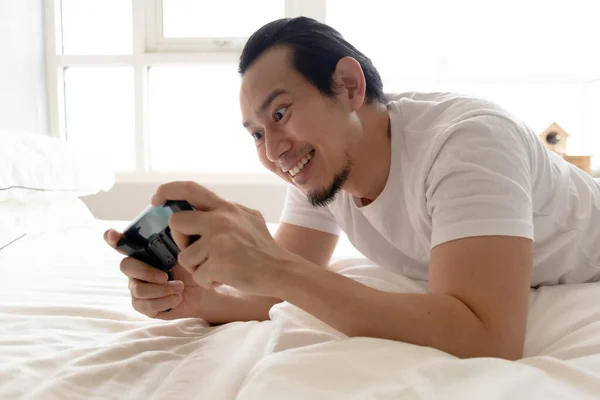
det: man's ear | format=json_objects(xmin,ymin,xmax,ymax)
[{"xmin": 331, "ymin": 56, "xmax": 367, "ymax": 111}]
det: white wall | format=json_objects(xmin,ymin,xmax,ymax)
[
  {"xmin": 81, "ymin": 182, "xmax": 288, "ymax": 223},
  {"xmin": 0, "ymin": 0, "xmax": 48, "ymax": 133}
]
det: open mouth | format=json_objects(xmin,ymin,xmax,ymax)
[{"xmin": 288, "ymin": 149, "xmax": 315, "ymax": 177}]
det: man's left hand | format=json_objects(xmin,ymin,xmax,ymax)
[{"xmin": 152, "ymin": 181, "xmax": 298, "ymax": 297}]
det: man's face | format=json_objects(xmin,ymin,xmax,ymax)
[{"xmin": 239, "ymin": 46, "xmax": 353, "ymax": 207}]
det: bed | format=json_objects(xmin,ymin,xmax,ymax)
[{"xmin": 2, "ymin": 130, "xmax": 600, "ymax": 399}]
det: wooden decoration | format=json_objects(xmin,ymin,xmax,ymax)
[{"xmin": 539, "ymin": 122, "xmax": 569, "ymax": 156}]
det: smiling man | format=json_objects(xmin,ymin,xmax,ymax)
[{"xmin": 106, "ymin": 17, "xmax": 600, "ymax": 360}]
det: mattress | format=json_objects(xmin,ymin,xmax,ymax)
[{"xmin": 1, "ymin": 220, "xmax": 600, "ymax": 399}]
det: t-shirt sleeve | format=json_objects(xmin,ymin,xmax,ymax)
[
  {"xmin": 278, "ymin": 185, "xmax": 341, "ymax": 235},
  {"xmin": 425, "ymin": 114, "xmax": 534, "ymax": 248}
]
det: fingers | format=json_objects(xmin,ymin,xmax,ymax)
[
  {"xmin": 233, "ymin": 202, "xmax": 262, "ymax": 218},
  {"xmin": 153, "ymin": 181, "xmax": 226, "ymax": 212},
  {"xmin": 132, "ymin": 293, "xmax": 183, "ymax": 318},
  {"xmin": 170, "ymin": 227, "xmax": 190, "ymax": 253},
  {"xmin": 104, "ymin": 229, "xmax": 128, "ymax": 255},
  {"xmin": 168, "ymin": 210, "xmax": 218, "ymax": 237},
  {"xmin": 163, "ymin": 204, "xmax": 209, "ymax": 253},
  {"xmin": 192, "ymin": 259, "xmax": 223, "ymax": 290},
  {"xmin": 120, "ymin": 256, "xmax": 169, "ymax": 284},
  {"xmin": 177, "ymin": 235, "xmax": 210, "ymax": 273},
  {"xmin": 128, "ymin": 278, "xmax": 184, "ymax": 300},
  {"xmin": 122, "ymin": 260, "xmax": 185, "ymax": 319}
]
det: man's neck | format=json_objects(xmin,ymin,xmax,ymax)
[{"xmin": 343, "ymin": 102, "xmax": 392, "ymax": 205}]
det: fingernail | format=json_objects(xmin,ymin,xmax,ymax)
[
  {"xmin": 169, "ymin": 281, "xmax": 184, "ymax": 293},
  {"xmin": 156, "ymin": 273, "xmax": 168, "ymax": 283}
]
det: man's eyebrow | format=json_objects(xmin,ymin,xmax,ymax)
[{"xmin": 242, "ymin": 88, "xmax": 288, "ymax": 128}]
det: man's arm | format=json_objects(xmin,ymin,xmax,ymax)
[
  {"xmin": 199, "ymin": 222, "xmax": 339, "ymax": 325},
  {"xmin": 275, "ymin": 235, "xmax": 533, "ymax": 360}
]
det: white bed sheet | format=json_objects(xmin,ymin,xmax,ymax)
[
  {"xmin": 0, "ymin": 221, "xmax": 273, "ymax": 400},
  {"xmin": 1, "ymin": 220, "xmax": 600, "ymax": 399}
]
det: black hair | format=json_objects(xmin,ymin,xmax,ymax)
[{"xmin": 238, "ymin": 17, "xmax": 385, "ymax": 104}]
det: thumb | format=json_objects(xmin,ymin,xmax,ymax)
[{"xmin": 170, "ymin": 228, "xmax": 193, "ymax": 252}]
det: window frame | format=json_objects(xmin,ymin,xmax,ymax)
[
  {"xmin": 43, "ymin": 0, "xmax": 599, "ymax": 184},
  {"xmin": 145, "ymin": 0, "xmax": 326, "ymax": 53}
]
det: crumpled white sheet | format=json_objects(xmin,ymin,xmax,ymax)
[
  {"xmin": 240, "ymin": 258, "xmax": 600, "ymax": 400},
  {"xmin": 0, "ymin": 223, "xmax": 272, "ymax": 400},
  {"xmin": 2, "ymin": 223, "xmax": 600, "ymax": 400}
]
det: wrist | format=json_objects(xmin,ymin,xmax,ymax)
[{"xmin": 269, "ymin": 252, "xmax": 322, "ymax": 300}]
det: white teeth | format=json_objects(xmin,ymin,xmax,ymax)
[{"xmin": 286, "ymin": 150, "xmax": 314, "ymax": 177}]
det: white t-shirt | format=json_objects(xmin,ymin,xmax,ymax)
[{"xmin": 279, "ymin": 92, "xmax": 600, "ymax": 286}]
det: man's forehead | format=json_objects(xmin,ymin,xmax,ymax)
[
  {"xmin": 240, "ymin": 49, "xmax": 300, "ymax": 119},
  {"xmin": 241, "ymin": 47, "xmax": 293, "ymax": 94}
]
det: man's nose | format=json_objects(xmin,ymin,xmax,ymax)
[{"xmin": 265, "ymin": 130, "xmax": 292, "ymax": 163}]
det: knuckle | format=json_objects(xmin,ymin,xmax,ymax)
[
  {"xmin": 217, "ymin": 213, "xmax": 234, "ymax": 230},
  {"xmin": 211, "ymin": 233, "xmax": 230, "ymax": 249},
  {"xmin": 156, "ymin": 183, "xmax": 168, "ymax": 198},
  {"xmin": 223, "ymin": 201, "xmax": 237, "ymax": 213},
  {"xmin": 131, "ymin": 297, "xmax": 142, "ymax": 312},
  {"xmin": 145, "ymin": 269, "xmax": 159, "ymax": 282},
  {"xmin": 130, "ymin": 281, "xmax": 141, "ymax": 297},
  {"xmin": 132, "ymin": 298, "xmax": 153, "ymax": 317},
  {"xmin": 182, "ymin": 180, "xmax": 198, "ymax": 196}
]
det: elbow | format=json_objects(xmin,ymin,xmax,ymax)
[
  {"xmin": 491, "ymin": 343, "xmax": 525, "ymax": 361},
  {"xmin": 479, "ymin": 346, "xmax": 523, "ymax": 361},
  {"xmin": 460, "ymin": 340, "xmax": 524, "ymax": 361},
  {"xmin": 474, "ymin": 330, "xmax": 525, "ymax": 361}
]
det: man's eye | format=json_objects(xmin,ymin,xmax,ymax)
[
  {"xmin": 273, "ymin": 107, "xmax": 288, "ymax": 122},
  {"xmin": 252, "ymin": 131, "xmax": 263, "ymax": 141}
]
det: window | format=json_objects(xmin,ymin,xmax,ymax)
[
  {"xmin": 326, "ymin": 0, "xmax": 600, "ymax": 156},
  {"xmin": 44, "ymin": 0, "xmax": 600, "ymax": 183},
  {"xmin": 60, "ymin": 0, "xmax": 132, "ymax": 55},
  {"xmin": 162, "ymin": 0, "xmax": 284, "ymax": 39},
  {"xmin": 148, "ymin": 64, "xmax": 262, "ymax": 173},
  {"xmin": 64, "ymin": 67, "xmax": 136, "ymax": 171}
]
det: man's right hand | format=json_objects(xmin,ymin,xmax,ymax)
[{"xmin": 104, "ymin": 229, "xmax": 206, "ymax": 320}]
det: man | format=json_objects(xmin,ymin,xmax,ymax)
[{"xmin": 105, "ymin": 17, "xmax": 600, "ymax": 360}]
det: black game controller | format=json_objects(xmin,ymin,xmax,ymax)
[{"xmin": 117, "ymin": 200, "xmax": 200, "ymax": 282}]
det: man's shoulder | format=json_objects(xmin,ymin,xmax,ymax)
[
  {"xmin": 386, "ymin": 91, "xmax": 531, "ymax": 153},
  {"xmin": 385, "ymin": 91, "xmax": 517, "ymax": 125},
  {"xmin": 386, "ymin": 91, "xmax": 539, "ymax": 187}
]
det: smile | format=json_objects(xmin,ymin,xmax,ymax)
[{"xmin": 286, "ymin": 150, "xmax": 314, "ymax": 177}]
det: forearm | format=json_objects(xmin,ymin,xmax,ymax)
[
  {"xmin": 200, "ymin": 285, "xmax": 282, "ymax": 325},
  {"xmin": 277, "ymin": 260, "xmax": 521, "ymax": 360}
]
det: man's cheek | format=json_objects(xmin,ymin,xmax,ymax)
[{"xmin": 257, "ymin": 151, "xmax": 277, "ymax": 173}]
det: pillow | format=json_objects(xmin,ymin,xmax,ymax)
[
  {"xmin": 0, "ymin": 197, "xmax": 97, "ymax": 250},
  {"xmin": 0, "ymin": 129, "xmax": 115, "ymax": 202}
]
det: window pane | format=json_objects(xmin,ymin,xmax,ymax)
[
  {"xmin": 326, "ymin": 0, "xmax": 600, "ymax": 75},
  {"xmin": 64, "ymin": 67, "xmax": 135, "ymax": 172},
  {"xmin": 148, "ymin": 65, "xmax": 264, "ymax": 173},
  {"xmin": 60, "ymin": 0, "xmax": 132, "ymax": 54},
  {"xmin": 162, "ymin": 0, "xmax": 284, "ymax": 38}
]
